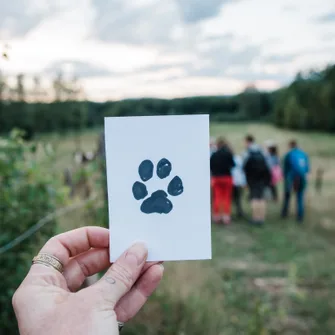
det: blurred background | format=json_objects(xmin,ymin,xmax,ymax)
[{"xmin": 0, "ymin": 0, "xmax": 334, "ymax": 334}]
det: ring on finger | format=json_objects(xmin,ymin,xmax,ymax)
[
  {"xmin": 32, "ymin": 253, "xmax": 64, "ymax": 273},
  {"xmin": 118, "ymin": 321, "xmax": 124, "ymax": 331}
]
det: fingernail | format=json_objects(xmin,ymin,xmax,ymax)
[
  {"xmin": 125, "ymin": 243, "xmax": 148, "ymax": 266},
  {"xmin": 159, "ymin": 264, "xmax": 164, "ymax": 271}
]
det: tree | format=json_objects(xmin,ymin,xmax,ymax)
[
  {"xmin": 0, "ymin": 71, "xmax": 6, "ymax": 101},
  {"xmin": 33, "ymin": 75, "xmax": 44, "ymax": 102},
  {"xmin": 273, "ymin": 64, "xmax": 335, "ymax": 132},
  {"xmin": 239, "ymin": 84, "xmax": 262, "ymax": 119},
  {"xmin": 0, "ymin": 44, "xmax": 9, "ymax": 102},
  {"xmin": 16, "ymin": 74, "xmax": 25, "ymax": 102},
  {"xmin": 68, "ymin": 76, "xmax": 81, "ymax": 101},
  {"xmin": 53, "ymin": 72, "xmax": 64, "ymax": 101}
]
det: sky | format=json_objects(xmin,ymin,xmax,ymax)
[{"xmin": 0, "ymin": 0, "xmax": 334, "ymax": 101}]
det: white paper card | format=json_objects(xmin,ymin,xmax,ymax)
[{"xmin": 105, "ymin": 114, "xmax": 211, "ymax": 262}]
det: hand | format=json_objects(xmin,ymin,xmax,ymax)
[{"xmin": 12, "ymin": 227, "xmax": 164, "ymax": 335}]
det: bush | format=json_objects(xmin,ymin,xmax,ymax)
[{"xmin": 0, "ymin": 130, "xmax": 66, "ymax": 333}]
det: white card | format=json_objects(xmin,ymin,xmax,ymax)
[{"xmin": 104, "ymin": 114, "xmax": 211, "ymax": 262}]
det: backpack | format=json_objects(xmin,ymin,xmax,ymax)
[
  {"xmin": 289, "ymin": 149, "xmax": 308, "ymax": 176},
  {"xmin": 271, "ymin": 165, "xmax": 283, "ymax": 185},
  {"xmin": 244, "ymin": 150, "xmax": 270, "ymax": 182}
]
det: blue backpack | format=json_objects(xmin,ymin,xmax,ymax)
[{"xmin": 289, "ymin": 149, "xmax": 308, "ymax": 176}]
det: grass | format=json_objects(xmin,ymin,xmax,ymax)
[{"xmin": 40, "ymin": 122, "xmax": 335, "ymax": 334}]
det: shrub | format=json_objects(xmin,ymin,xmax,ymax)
[{"xmin": 0, "ymin": 129, "xmax": 66, "ymax": 333}]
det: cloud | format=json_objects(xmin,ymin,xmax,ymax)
[
  {"xmin": 315, "ymin": 11, "xmax": 335, "ymax": 23},
  {"xmin": 264, "ymin": 54, "xmax": 297, "ymax": 63},
  {"xmin": 132, "ymin": 63, "xmax": 186, "ymax": 75},
  {"xmin": 0, "ymin": 0, "xmax": 89, "ymax": 38},
  {"xmin": 322, "ymin": 32, "xmax": 335, "ymax": 41},
  {"xmin": 225, "ymin": 71, "xmax": 292, "ymax": 83},
  {"xmin": 186, "ymin": 64, "xmax": 292, "ymax": 84},
  {"xmin": 203, "ymin": 33, "xmax": 235, "ymax": 42},
  {"xmin": 0, "ymin": 1, "xmax": 43, "ymax": 37},
  {"xmin": 43, "ymin": 60, "xmax": 113, "ymax": 78},
  {"xmin": 176, "ymin": 0, "xmax": 231, "ymax": 23},
  {"xmin": 282, "ymin": 5, "xmax": 297, "ymax": 12},
  {"xmin": 1, "ymin": 0, "xmax": 334, "ymax": 101},
  {"xmin": 91, "ymin": 0, "xmax": 238, "ymax": 46},
  {"xmin": 91, "ymin": 0, "xmax": 178, "ymax": 45},
  {"xmin": 201, "ymin": 43, "xmax": 261, "ymax": 68}
]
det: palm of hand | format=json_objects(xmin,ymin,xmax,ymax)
[{"xmin": 13, "ymin": 227, "xmax": 163, "ymax": 335}]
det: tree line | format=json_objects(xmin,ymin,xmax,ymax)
[
  {"xmin": 0, "ymin": 82, "xmax": 274, "ymax": 139},
  {"xmin": 0, "ymin": 64, "xmax": 334, "ymax": 138},
  {"xmin": 274, "ymin": 64, "xmax": 335, "ymax": 132}
]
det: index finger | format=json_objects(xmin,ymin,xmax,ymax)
[{"xmin": 36, "ymin": 226, "xmax": 109, "ymax": 269}]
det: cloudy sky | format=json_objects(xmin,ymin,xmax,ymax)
[{"xmin": 0, "ymin": 0, "xmax": 334, "ymax": 101}]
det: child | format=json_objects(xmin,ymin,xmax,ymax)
[{"xmin": 265, "ymin": 141, "xmax": 282, "ymax": 202}]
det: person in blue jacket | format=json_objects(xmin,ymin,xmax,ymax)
[{"xmin": 281, "ymin": 139, "xmax": 310, "ymax": 223}]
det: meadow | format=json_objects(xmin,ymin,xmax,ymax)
[{"xmin": 37, "ymin": 122, "xmax": 335, "ymax": 334}]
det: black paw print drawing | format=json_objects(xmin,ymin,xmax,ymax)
[{"xmin": 132, "ymin": 158, "xmax": 184, "ymax": 214}]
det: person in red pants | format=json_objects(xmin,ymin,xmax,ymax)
[{"xmin": 210, "ymin": 137, "xmax": 235, "ymax": 224}]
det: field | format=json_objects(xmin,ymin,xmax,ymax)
[{"xmin": 39, "ymin": 123, "xmax": 335, "ymax": 334}]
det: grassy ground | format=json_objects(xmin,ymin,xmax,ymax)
[{"xmin": 40, "ymin": 123, "xmax": 335, "ymax": 334}]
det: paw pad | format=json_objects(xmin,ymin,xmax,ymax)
[{"xmin": 132, "ymin": 158, "xmax": 184, "ymax": 214}]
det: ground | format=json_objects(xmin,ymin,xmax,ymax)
[{"xmin": 38, "ymin": 122, "xmax": 335, "ymax": 334}]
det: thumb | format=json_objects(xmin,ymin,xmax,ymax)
[{"xmin": 92, "ymin": 242, "xmax": 148, "ymax": 307}]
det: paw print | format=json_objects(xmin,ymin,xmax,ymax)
[{"xmin": 132, "ymin": 158, "xmax": 184, "ymax": 214}]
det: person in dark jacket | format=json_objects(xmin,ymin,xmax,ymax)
[
  {"xmin": 210, "ymin": 137, "xmax": 235, "ymax": 224},
  {"xmin": 242, "ymin": 135, "xmax": 272, "ymax": 226}
]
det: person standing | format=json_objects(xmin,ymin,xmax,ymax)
[
  {"xmin": 210, "ymin": 137, "xmax": 235, "ymax": 224},
  {"xmin": 210, "ymin": 137, "xmax": 217, "ymax": 157},
  {"xmin": 265, "ymin": 141, "xmax": 282, "ymax": 202},
  {"xmin": 242, "ymin": 135, "xmax": 272, "ymax": 226},
  {"xmin": 209, "ymin": 137, "xmax": 217, "ymax": 207},
  {"xmin": 281, "ymin": 140, "xmax": 310, "ymax": 223},
  {"xmin": 232, "ymin": 154, "xmax": 247, "ymax": 219}
]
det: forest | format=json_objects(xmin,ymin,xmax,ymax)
[{"xmin": 1, "ymin": 64, "xmax": 334, "ymax": 138}]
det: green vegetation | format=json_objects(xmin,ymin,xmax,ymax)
[
  {"xmin": 0, "ymin": 94, "xmax": 273, "ymax": 139},
  {"xmin": 0, "ymin": 101, "xmax": 90, "ymax": 139},
  {"xmin": 120, "ymin": 123, "xmax": 335, "ymax": 335},
  {"xmin": 274, "ymin": 65, "xmax": 335, "ymax": 132},
  {"xmin": 1, "ymin": 123, "xmax": 330, "ymax": 334},
  {"xmin": 0, "ymin": 62, "xmax": 334, "ymax": 334},
  {"xmin": 1, "ymin": 64, "xmax": 334, "ymax": 139},
  {"xmin": 0, "ymin": 130, "xmax": 67, "ymax": 333}
]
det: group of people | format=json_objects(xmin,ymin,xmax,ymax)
[{"xmin": 210, "ymin": 134, "xmax": 310, "ymax": 226}]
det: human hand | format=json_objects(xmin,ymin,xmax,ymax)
[{"xmin": 12, "ymin": 227, "xmax": 164, "ymax": 335}]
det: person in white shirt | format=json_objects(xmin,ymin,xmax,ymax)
[
  {"xmin": 210, "ymin": 137, "xmax": 217, "ymax": 157},
  {"xmin": 232, "ymin": 154, "xmax": 247, "ymax": 219}
]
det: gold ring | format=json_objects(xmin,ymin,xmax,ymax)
[
  {"xmin": 32, "ymin": 253, "xmax": 64, "ymax": 273},
  {"xmin": 118, "ymin": 321, "xmax": 124, "ymax": 331}
]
